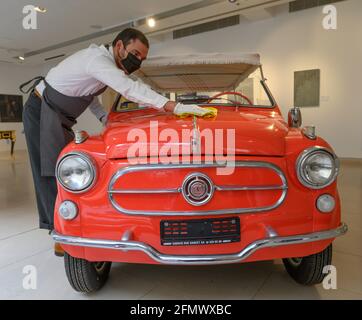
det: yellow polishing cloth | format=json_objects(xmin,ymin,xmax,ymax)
[{"xmin": 177, "ymin": 107, "xmax": 218, "ymax": 119}]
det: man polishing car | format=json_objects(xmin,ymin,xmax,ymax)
[{"xmin": 21, "ymin": 28, "xmax": 207, "ymax": 246}]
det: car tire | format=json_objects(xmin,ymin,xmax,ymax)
[
  {"xmin": 282, "ymin": 244, "xmax": 332, "ymax": 286},
  {"xmin": 64, "ymin": 252, "xmax": 112, "ymax": 293}
]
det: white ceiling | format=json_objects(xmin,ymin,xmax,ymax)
[
  {"xmin": 0, "ymin": 0, "xmax": 200, "ymax": 61},
  {"xmin": 0, "ymin": 0, "xmax": 290, "ymax": 66}
]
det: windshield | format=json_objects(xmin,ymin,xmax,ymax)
[{"xmin": 113, "ymin": 68, "xmax": 274, "ymax": 113}]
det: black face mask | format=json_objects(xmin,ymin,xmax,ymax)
[{"xmin": 120, "ymin": 51, "xmax": 142, "ymax": 74}]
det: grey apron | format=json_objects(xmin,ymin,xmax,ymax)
[
  {"xmin": 20, "ymin": 77, "xmax": 107, "ymax": 230},
  {"xmin": 40, "ymin": 82, "xmax": 107, "ymax": 176}
]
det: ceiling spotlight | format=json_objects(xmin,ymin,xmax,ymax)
[
  {"xmin": 18, "ymin": 56, "xmax": 25, "ymax": 61},
  {"xmin": 34, "ymin": 6, "xmax": 47, "ymax": 13},
  {"xmin": 147, "ymin": 18, "xmax": 156, "ymax": 28},
  {"xmin": 228, "ymin": 0, "xmax": 239, "ymax": 4}
]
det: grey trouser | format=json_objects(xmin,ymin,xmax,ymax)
[{"xmin": 23, "ymin": 92, "xmax": 58, "ymax": 230}]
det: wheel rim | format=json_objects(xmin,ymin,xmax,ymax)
[
  {"xmin": 287, "ymin": 257, "xmax": 303, "ymax": 267},
  {"xmin": 93, "ymin": 262, "xmax": 107, "ymax": 273}
]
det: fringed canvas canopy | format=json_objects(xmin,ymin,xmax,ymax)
[{"xmin": 134, "ymin": 53, "xmax": 261, "ymax": 93}]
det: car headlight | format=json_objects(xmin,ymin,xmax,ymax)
[
  {"xmin": 56, "ymin": 152, "xmax": 96, "ymax": 193},
  {"xmin": 296, "ymin": 147, "xmax": 339, "ymax": 189}
]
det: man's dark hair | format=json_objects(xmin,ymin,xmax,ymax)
[{"xmin": 112, "ymin": 28, "xmax": 149, "ymax": 48}]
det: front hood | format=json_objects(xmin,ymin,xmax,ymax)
[{"xmin": 104, "ymin": 108, "xmax": 288, "ymax": 159}]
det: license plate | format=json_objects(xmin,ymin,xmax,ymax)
[{"xmin": 160, "ymin": 217, "xmax": 240, "ymax": 246}]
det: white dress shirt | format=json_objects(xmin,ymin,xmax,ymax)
[{"xmin": 36, "ymin": 44, "xmax": 169, "ymax": 120}]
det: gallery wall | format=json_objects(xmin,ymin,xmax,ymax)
[
  {"xmin": 149, "ymin": 0, "xmax": 362, "ymax": 159},
  {"xmin": 0, "ymin": 63, "xmax": 42, "ymax": 152}
]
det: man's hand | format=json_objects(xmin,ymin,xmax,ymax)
[
  {"xmin": 164, "ymin": 101, "xmax": 209, "ymax": 117},
  {"xmin": 174, "ymin": 103, "xmax": 210, "ymax": 116}
]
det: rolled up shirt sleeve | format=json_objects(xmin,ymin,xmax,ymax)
[
  {"xmin": 88, "ymin": 96, "xmax": 107, "ymax": 121},
  {"xmin": 86, "ymin": 54, "xmax": 169, "ymax": 110}
]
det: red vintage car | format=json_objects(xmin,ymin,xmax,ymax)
[{"xmin": 52, "ymin": 53, "xmax": 347, "ymax": 293}]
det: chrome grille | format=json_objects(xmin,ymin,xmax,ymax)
[{"xmin": 108, "ymin": 162, "xmax": 288, "ymax": 216}]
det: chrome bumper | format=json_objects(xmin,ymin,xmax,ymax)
[{"xmin": 52, "ymin": 223, "xmax": 347, "ymax": 266}]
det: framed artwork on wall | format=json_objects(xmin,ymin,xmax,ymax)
[
  {"xmin": 0, "ymin": 94, "xmax": 23, "ymax": 122},
  {"xmin": 294, "ymin": 69, "xmax": 320, "ymax": 107}
]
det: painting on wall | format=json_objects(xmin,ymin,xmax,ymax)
[
  {"xmin": 294, "ymin": 69, "xmax": 320, "ymax": 107},
  {"xmin": 0, "ymin": 94, "xmax": 23, "ymax": 122}
]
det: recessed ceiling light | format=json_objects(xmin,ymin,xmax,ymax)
[
  {"xmin": 18, "ymin": 56, "xmax": 25, "ymax": 61},
  {"xmin": 147, "ymin": 18, "xmax": 156, "ymax": 28},
  {"xmin": 34, "ymin": 6, "xmax": 47, "ymax": 13}
]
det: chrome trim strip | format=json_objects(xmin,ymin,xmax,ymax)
[
  {"xmin": 215, "ymin": 185, "xmax": 287, "ymax": 191},
  {"xmin": 109, "ymin": 185, "xmax": 286, "ymax": 194},
  {"xmin": 191, "ymin": 116, "xmax": 200, "ymax": 154},
  {"xmin": 52, "ymin": 223, "xmax": 347, "ymax": 265},
  {"xmin": 108, "ymin": 162, "xmax": 288, "ymax": 216},
  {"xmin": 109, "ymin": 188, "xmax": 181, "ymax": 194}
]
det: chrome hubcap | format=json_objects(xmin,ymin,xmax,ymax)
[
  {"xmin": 93, "ymin": 262, "xmax": 107, "ymax": 273},
  {"xmin": 287, "ymin": 257, "xmax": 303, "ymax": 267}
]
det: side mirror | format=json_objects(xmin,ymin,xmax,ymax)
[{"xmin": 288, "ymin": 107, "xmax": 302, "ymax": 128}]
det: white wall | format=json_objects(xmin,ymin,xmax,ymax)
[
  {"xmin": 0, "ymin": 63, "xmax": 43, "ymax": 152},
  {"xmin": 150, "ymin": 0, "xmax": 362, "ymax": 159}
]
